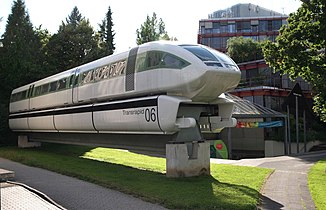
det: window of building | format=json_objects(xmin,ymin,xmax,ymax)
[
  {"xmin": 220, "ymin": 22, "xmax": 227, "ymax": 33},
  {"xmin": 205, "ymin": 29, "xmax": 212, "ymax": 34},
  {"xmin": 259, "ymin": 35, "xmax": 267, "ymax": 41},
  {"xmin": 259, "ymin": 20, "xmax": 268, "ymax": 32},
  {"xmin": 228, "ymin": 24, "xmax": 236, "ymax": 33},
  {"xmin": 254, "ymin": 96, "xmax": 264, "ymax": 106},
  {"xmin": 221, "ymin": 37, "xmax": 229, "ymax": 49},
  {"xmin": 272, "ymin": 20, "xmax": 282, "ymax": 31},
  {"xmin": 211, "ymin": 37, "xmax": 221, "ymax": 49},
  {"xmin": 242, "ymin": 21, "xmax": 251, "ymax": 32},
  {"xmin": 268, "ymin": 20, "xmax": 273, "ymax": 31}
]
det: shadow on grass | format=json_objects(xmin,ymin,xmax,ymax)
[{"xmin": 0, "ymin": 143, "xmax": 277, "ymax": 210}]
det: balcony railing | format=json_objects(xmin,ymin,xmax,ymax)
[{"xmin": 236, "ymin": 76, "xmax": 312, "ymax": 91}]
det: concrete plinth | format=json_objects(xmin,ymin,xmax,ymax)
[
  {"xmin": 0, "ymin": 168, "xmax": 15, "ymax": 181},
  {"xmin": 166, "ymin": 142, "xmax": 210, "ymax": 178},
  {"xmin": 18, "ymin": 136, "xmax": 41, "ymax": 148}
]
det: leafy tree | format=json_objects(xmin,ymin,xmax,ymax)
[
  {"xmin": 35, "ymin": 25, "xmax": 51, "ymax": 50},
  {"xmin": 46, "ymin": 6, "xmax": 100, "ymax": 73},
  {"xmin": 136, "ymin": 13, "xmax": 169, "ymax": 45},
  {"xmin": 0, "ymin": 0, "xmax": 43, "ymax": 144},
  {"xmin": 98, "ymin": 6, "xmax": 115, "ymax": 57},
  {"xmin": 226, "ymin": 37, "xmax": 264, "ymax": 63},
  {"xmin": 262, "ymin": 0, "xmax": 325, "ymax": 122}
]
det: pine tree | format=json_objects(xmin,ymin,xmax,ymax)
[
  {"xmin": 136, "ymin": 13, "xmax": 168, "ymax": 45},
  {"xmin": 0, "ymin": 0, "xmax": 43, "ymax": 93},
  {"xmin": 0, "ymin": 0, "xmax": 43, "ymax": 144},
  {"xmin": 66, "ymin": 6, "xmax": 83, "ymax": 27},
  {"xmin": 46, "ymin": 6, "xmax": 100, "ymax": 73},
  {"xmin": 98, "ymin": 6, "xmax": 115, "ymax": 57}
]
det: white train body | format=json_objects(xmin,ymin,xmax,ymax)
[{"xmin": 9, "ymin": 41, "xmax": 240, "ymax": 136}]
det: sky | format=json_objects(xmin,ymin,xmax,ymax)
[{"xmin": 0, "ymin": 0, "xmax": 302, "ymax": 53}]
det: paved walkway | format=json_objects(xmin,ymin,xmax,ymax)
[
  {"xmin": 0, "ymin": 158, "xmax": 167, "ymax": 210},
  {"xmin": 1, "ymin": 151, "xmax": 325, "ymax": 210},
  {"xmin": 212, "ymin": 151, "xmax": 326, "ymax": 210}
]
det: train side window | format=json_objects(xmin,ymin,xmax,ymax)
[
  {"xmin": 109, "ymin": 60, "xmax": 126, "ymax": 77},
  {"xmin": 94, "ymin": 67, "xmax": 103, "ymax": 81},
  {"xmin": 162, "ymin": 53, "xmax": 190, "ymax": 69},
  {"xmin": 73, "ymin": 74, "xmax": 79, "ymax": 87},
  {"xmin": 40, "ymin": 83, "xmax": 49, "ymax": 95},
  {"xmin": 68, "ymin": 75, "xmax": 75, "ymax": 88},
  {"xmin": 146, "ymin": 51, "xmax": 163, "ymax": 69},
  {"xmin": 83, "ymin": 70, "xmax": 94, "ymax": 84},
  {"xmin": 10, "ymin": 93, "xmax": 16, "ymax": 102},
  {"xmin": 33, "ymin": 86, "xmax": 42, "ymax": 97},
  {"xmin": 49, "ymin": 81, "xmax": 58, "ymax": 92},
  {"xmin": 58, "ymin": 78, "xmax": 67, "ymax": 90},
  {"xmin": 136, "ymin": 53, "xmax": 147, "ymax": 72}
]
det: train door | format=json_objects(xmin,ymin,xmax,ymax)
[
  {"xmin": 72, "ymin": 68, "xmax": 80, "ymax": 104},
  {"xmin": 26, "ymin": 84, "xmax": 34, "ymax": 110}
]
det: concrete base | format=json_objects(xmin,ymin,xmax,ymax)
[
  {"xmin": 18, "ymin": 136, "xmax": 41, "ymax": 148},
  {"xmin": 0, "ymin": 168, "xmax": 15, "ymax": 181},
  {"xmin": 166, "ymin": 142, "xmax": 210, "ymax": 178},
  {"xmin": 265, "ymin": 140, "xmax": 322, "ymax": 157}
]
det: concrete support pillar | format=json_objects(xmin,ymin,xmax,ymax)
[
  {"xmin": 166, "ymin": 141, "xmax": 210, "ymax": 178},
  {"xmin": 18, "ymin": 136, "xmax": 41, "ymax": 148}
]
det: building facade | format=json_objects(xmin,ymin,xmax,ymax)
[
  {"xmin": 198, "ymin": 3, "xmax": 314, "ymax": 158},
  {"xmin": 198, "ymin": 3, "xmax": 312, "ymax": 111},
  {"xmin": 198, "ymin": 3, "xmax": 287, "ymax": 53}
]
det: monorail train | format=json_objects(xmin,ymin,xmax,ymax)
[{"xmin": 9, "ymin": 41, "xmax": 240, "ymax": 137}]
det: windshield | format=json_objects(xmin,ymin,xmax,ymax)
[{"xmin": 180, "ymin": 45, "xmax": 239, "ymax": 70}]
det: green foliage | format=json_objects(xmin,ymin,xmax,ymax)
[
  {"xmin": 0, "ymin": 0, "xmax": 44, "ymax": 89},
  {"xmin": 226, "ymin": 37, "xmax": 264, "ymax": 63},
  {"xmin": 98, "ymin": 7, "xmax": 115, "ymax": 57},
  {"xmin": 308, "ymin": 159, "xmax": 326, "ymax": 210},
  {"xmin": 0, "ymin": 0, "xmax": 44, "ymax": 144},
  {"xmin": 0, "ymin": 144, "xmax": 272, "ymax": 209},
  {"xmin": 262, "ymin": 0, "xmax": 326, "ymax": 122},
  {"xmin": 46, "ymin": 6, "xmax": 100, "ymax": 73},
  {"xmin": 136, "ymin": 13, "xmax": 169, "ymax": 45}
]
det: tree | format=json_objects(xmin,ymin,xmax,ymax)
[
  {"xmin": 226, "ymin": 37, "xmax": 264, "ymax": 63},
  {"xmin": 0, "ymin": 0, "xmax": 43, "ymax": 144},
  {"xmin": 98, "ymin": 6, "xmax": 115, "ymax": 57},
  {"xmin": 136, "ymin": 13, "xmax": 168, "ymax": 45},
  {"xmin": 46, "ymin": 7, "xmax": 100, "ymax": 73},
  {"xmin": 262, "ymin": 0, "xmax": 325, "ymax": 122},
  {"xmin": 0, "ymin": 0, "xmax": 44, "ymax": 95}
]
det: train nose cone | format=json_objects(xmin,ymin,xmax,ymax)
[{"xmin": 190, "ymin": 69, "xmax": 241, "ymax": 102}]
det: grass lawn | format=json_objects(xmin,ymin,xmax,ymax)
[
  {"xmin": 0, "ymin": 143, "xmax": 272, "ymax": 210},
  {"xmin": 308, "ymin": 159, "xmax": 326, "ymax": 210}
]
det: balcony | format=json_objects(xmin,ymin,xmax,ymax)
[{"xmin": 236, "ymin": 76, "xmax": 312, "ymax": 91}]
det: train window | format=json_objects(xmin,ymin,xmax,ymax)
[
  {"xmin": 81, "ymin": 70, "xmax": 94, "ymax": 84},
  {"xmin": 110, "ymin": 60, "xmax": 126, "ymax": 77},
  {"xmin": 94, "ymin": 67, "xmax": 103, "ymax": 81},
  {"xmin": 146, "ymin": 51, "xmax": 163, "ymax": 69},
  {"xmin": 58, "ymin": 78, "xmax": 67, "ymax": 90},
  {"xmin": 11, "ymin": 90, "xmax": 28, "ymax": 102},
  {"xmin": 136, "ymin": 53, "xmax": 147, "ymax": 72},
  {"xmin": 40, "ymin": 83, "xmax": 49, "ymax": 95},
  {"xmin": 181, "ymin": 45, "xmax": 219, "ymax": 62},
  {"xmin": 161, "ymin": 53, "xmax": 189, "ymax": 69},
  {"xmin": 49, "ymin": 81, "xmax": 58, "ymax": 92},
  {"xmin": 33, "ymin": 86, "xmax": 42, "ymax": 97},
  {"xmin": 73, "ymin": 74, "xmax": 79, "ymax": 87},
  {"xmin": 140, "ymin": 51, "xmax": 189, "ymax": 71},
  {"xmin": 68, "ymin": 75, "xmax": 75, "ymax": 88}
]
